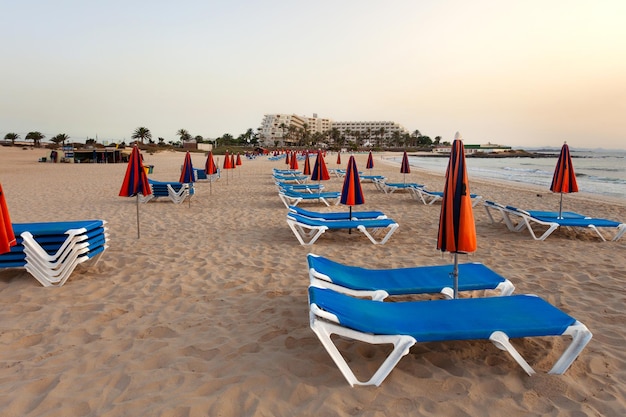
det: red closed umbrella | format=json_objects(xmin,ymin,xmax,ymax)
[
  {"xmin": 236, "ymin": 153, "xmax": 242, "ymax": 166},
  {"xmin": 290, "ymin": 151, "xmax": 299, "ymax": 170},
  {"xmin": 400, "ymin": 151, "xmax": 410, "ymax": 183},
  {"xmin": 550, "ymin": 142, "xmax": 578, "ymax": 218},
  {"xmin": 336, "ymin": 152, "xmax": 341, "ymax": 165},
  {"xmin": 119, "ymin": 146, "xmax": 152, "ymax": 238},
  {"xmin": 0, "ymin": 184, "xmax": 16, "ymax": 254},
  {"xmin": 437, "ymin": 134, "xmax": 476, "ymax": 298}
]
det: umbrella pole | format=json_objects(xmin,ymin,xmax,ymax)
[
  {"xmin": 453, "ymin": 253, "xmax": 459, "ymax": 299},
  {"xmin": 136, "ymin": 194, "xmax": 140, "ymax": 239},
  {"xmin": 559, "ymin": 192, "xmax": 563, "ymax": 219},
  {"xmin": 349, "ymin": 206, "xmax": 352, "ymax": 234}
]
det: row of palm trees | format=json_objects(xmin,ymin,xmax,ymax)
[
  {"xmin": 5, "ymin": 125, "xmax": 446, "ymax": 151},
  {"xmin": 3, "ymin": 132, "xmax": 71, "ymax": 147}
]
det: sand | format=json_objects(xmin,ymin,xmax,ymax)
[{"xmin": 0, "ymin": 145, "xmax": 625, "ymax": 416}]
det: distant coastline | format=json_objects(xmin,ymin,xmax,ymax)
[{"xmin": 410, "ymin": 150, "xmax": 560, "ymax": 158}]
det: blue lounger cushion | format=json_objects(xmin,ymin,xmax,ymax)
[
  {"xmin": 307, "ymin": 254, "xmax": 514, "ymax": 299},
  {"xmin": 289, "ymin": 206, "xmax": 386, "ymax": 221}
]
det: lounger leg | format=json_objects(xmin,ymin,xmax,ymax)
[
  {"xmin": 286, "ymin": 220, "xmax": 327, "ymax": 245},
  {"xmin": 489, "ymin": 331, "xmax": 536, "ymax": 376},
  {"xmin": 614, "ymin": 224, "xmax": 626, "ymax": 241},
  {"xmin": 548, "ymin": 322, "xmax": 592, "ymax": 374},
  {"xmin": 310, "ymin": 315, "xmax": 416, "ymax": 386},
  {"xmin": 357, "ymin": 224, "xmax": 399, "ymax": 245}
]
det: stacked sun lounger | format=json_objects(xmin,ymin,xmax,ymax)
[
  {"xmin": 139, "ymin": 179, "xmax": 194, "ymax": 204},
  {"xmin": 306, "ymin": 254, "xmax": 592, "ymax": 386},
  {"xmin": 0, "ymin": 220, "xmax": 108, "ymax": 287},
  {"xmin": 483, "ymin": 200, "xmax": 626, "ymax": 241}
]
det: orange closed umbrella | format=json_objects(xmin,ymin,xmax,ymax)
[
  {"xmin": 205, "ymin": 151, "xmax": 218, "ymax": 194},
  {"xmin": 437, "ymin": 133, "xmax": 476, "ymax": 298},
  {"xmin": 550, "ymin": 142, "xmax": 578, "ymax": 218},
  {"xmin": 303, "ymin": 152, "xmax": 311, "ymax": 176},
  {"xmin": 0, "ymin": 184, "xmax": 16, "ymax": 254}
]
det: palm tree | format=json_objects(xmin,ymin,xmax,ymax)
[
  {"xmin": 4, "ymin": 132, "xmax": 19, "ymax": 146},
  {"xmin": 177, "ymin": 129, "xmax": 192, "ymax": 143},
  {"xmin": 50, "ymin": 133, "xmax": 70, "ymax": 146},
  {"xmin": 132, "ymin": 127, "xmax": 151, "ymax": 144},
  {"xmin": 25, "ymin": 131, "xmax": 45, "ymax": 148}
]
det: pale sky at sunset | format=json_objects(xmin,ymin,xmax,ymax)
[{"xmin": 1, "ymin": 1, "xmax": 625, "ymax": 149}]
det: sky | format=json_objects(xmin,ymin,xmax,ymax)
[{"xmin": 1, "ymin": 0, "xmax": 625, "ymax": 149}]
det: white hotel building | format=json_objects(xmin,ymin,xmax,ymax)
[{"xmin": 258, "ymin": 113, "xmax": 408, "ymax": 147}]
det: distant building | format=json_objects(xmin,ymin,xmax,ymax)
[
  {"xmin": 258, "ymin": 113, "xmax": 408, "ymax": 147},
  {"xmin": 433, "ymin": 143, "xmax": 512, "ymax": 154}
]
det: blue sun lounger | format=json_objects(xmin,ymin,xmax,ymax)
[
  {"xmin": 374, "ymin": 180, "xmax": 423, "ymax": 194},
  {"xmin": 288, "ymin": 206, "xmax": 387, "ymax": 221},
  {"xmin": 307, "ymin": 254, "xmax": 514, "ymax": 300},
  {"xmin": 276, "ymin": 182, "xmax": 325, "ymax": 193},
  {"xmin": 279, "ymin": 189, "xmax": 341, "ymax": 208},
  {"xmin": 286, "ymin": 213, "xmax": 399, "ymax": 245},
  {"xmin": 309, "ymin": 285, "xmax": 592, "ymax": 386},
  {"xmin": 409, "ymin": 187, "xmax": 483, "ymax": 207},
  {"xmin": 483, "ymin": 201, "xmax": 626, "ymax": 241}
]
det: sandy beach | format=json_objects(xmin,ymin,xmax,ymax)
[{"xmin": 0, "ymin": 145, "xmax": 625, "ymax": 416}]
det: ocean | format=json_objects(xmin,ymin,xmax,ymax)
[{"xmin": 400, "ymin": 148, "xmax": 626, "ymax": 201}]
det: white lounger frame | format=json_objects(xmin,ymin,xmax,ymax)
[
  {"xmin": 286, "ymin": 216, "xmax": 399, "ymax": 245},
  {"xmin": 483, "ymin": 201, "xmax": 626, "ymax": 241},
  {"xmin": 409, "ymin": 187, "xmax": 483, "ymax": 207},
  {"xmin": 310, "ymin": 295, "xmax": 593, "ymax": 386}
]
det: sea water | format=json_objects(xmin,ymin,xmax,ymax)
[{"xmin": 401, "ymin": 148, "xmax": 626, "ymax": 201}]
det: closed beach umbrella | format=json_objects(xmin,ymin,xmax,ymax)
[
  {"xmin": 336, "ymin": 152, "xmax": 341, "ymax": 165},
  {"xmin": 285, "ymin": 152, "xmax": 291, "ymax": 166},
  {"xmin": 205, "ymin": 150, "xmax": 218, "ymax": 194},
  {"xmin": 437, "ymin": 134, "xmax": 477, "ymax": 298},
  {"xmin": 290, "ymin": 151, "xmax": 299, "ymax": 170},
  {"xmin": 366, "ymin": 151, "xmax": 374, "ymax": 170},
  {"xmin": 230, "ymin": 153, "xmax": 236, "ymax": 170},
  {"xmin": 179, "ymin": 151, "xmax": 195, "ymax": 184},
  {"xmin": 205, "ymin": 151, "xmax": 218, "ymax": 175},
  {"xmin": 119, "ymin": 145, "xmax": 151, "ymax": 238},
  {"xmin": 0, "ymin": 183, "xmax": 16, "ymax": 255},
  {"xmin": 223, "ymin": 150, "xmax": 232, "ymax": 170},
  {"xmin": 550, "ymin": 142, "xmax": 578, "ymax": 218},
  {"xmin": 311, "ymin": 150, "xmax": 330, "ymax": 182},
  {"xmin": 400, "ymin": 151, "xmax": 410, "ymax": 183},
  {"xmin": 340, "ymin": 156, "xmax": 365, "ymax": 231},
  {"xmin": 223, "ymin": 150, "xmax": 232, "ymax": 184},
  {"xmin": 236, "ymin": 153, "xmax": 242, "ymax": 166},
  {"xmin": 303, "ymin": 152, "xmax": 311, "ymax": 175}
]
